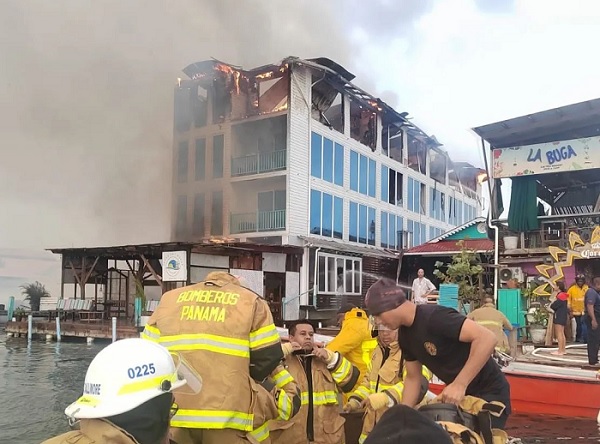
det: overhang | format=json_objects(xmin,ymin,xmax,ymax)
[
  {"xmin": 472, "ymin": 98, "xmax": 600, "ymax": 148},
  {"xmin": 403, "ymin": 239, "xmax": 494, "ymax": 256},
  {"xmin": 298, "ymin": 236, "xmax": 399, "ymax": 259}
]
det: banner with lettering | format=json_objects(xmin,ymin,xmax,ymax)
[{"xmin": 492, "ymin": 136, "xmax": 600, "ymax": 178}]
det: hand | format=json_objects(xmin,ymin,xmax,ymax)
[
  {"xmin": 440, "ymin": 381, "xmax": 466, "ymax": 406},
  {"xmin": 282, "ymin": 342, "xmax": 302, "ymax": 357},
  {"xmin": 312, "ymin": 347, "xmax": 333, "ymax": 362},
  {"xmin": 361, "ymin": 392, "xmax": 390, "ymax": 411},
  {"xmin": 592, "ymin": 319, "xmax": 598, "ymax": 330},
  {"xmin": 343, "ymin": 398, "xmax": 362, "ymax": 412}
]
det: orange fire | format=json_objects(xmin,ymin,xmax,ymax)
[
  {"xmin": 256, "ymin": 71, "xmax": 274, "ymax": 80},
  {"xmin": 215, "ymin": 63, "xmax": 241, "ymax": 94}
]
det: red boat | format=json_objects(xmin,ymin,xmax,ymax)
[{"xmin": 429, "ymin": 359, "xmax": 600, "ymax": 420}]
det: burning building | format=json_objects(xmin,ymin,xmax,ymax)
[{"xmin": 171, "ymin": 56, "xmax": 483, "ymax": 320}]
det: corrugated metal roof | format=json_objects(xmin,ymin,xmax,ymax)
[
  {"xmin": 404, "ymin": 239, "xmax": 494, "ymax": 256},
  {"xmin": 298, "ymin": 236, "xmax": 399, "ymax": 259},
  {"xmin": 472, "ymin": 98, "xmax": 600, "ymax": 148},
  {"xmin": 428, "ymin": 217, "xmax": 486, "ymax": 243}
]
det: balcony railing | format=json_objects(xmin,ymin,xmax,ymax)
[
  {"xmin": 231, "ymin": 150, "xmax": 287, "ymax": 177},
  {"xmin": 498, "ymin": 212, "xmax": 600, "ymax": 250},
  {"xmin": 230, "ymin": 210, "xmax": 286, "ymax": 234}
]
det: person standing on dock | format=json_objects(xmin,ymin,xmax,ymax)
[
  {"xmin": 42, "ymin": 338, "xmax": 199, "ymax": 444},
  {"xmin": 365, "ymin": 278, "xmax": 511, "ymax": 429},
  {"xmin": 141, "ymin": 271, "xmax": 284, "ymax": 444},
  {"xmin": 584, "ymin": 277, "xmax": 600, "ymax": 366},
  {"xmin": 568, "ymin": 275, "xmax": 589, "ymax": 343},
  {"xmin": 411, "ymin": 269, "xmax": 436, "ymax": 305}
]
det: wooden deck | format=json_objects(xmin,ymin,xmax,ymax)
[{"xmin": 5, "ymin": 320, "xmax": 141, "ymax": 341}]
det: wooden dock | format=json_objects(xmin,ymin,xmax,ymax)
[{"xmin": 5, "ymin": 320, "xmax": 141, "ymax": 341}]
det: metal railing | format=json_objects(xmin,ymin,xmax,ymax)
[
  {"xmin": 230, "ymin": 209, "xmax": 286, "ymax": 234},
  {"xmin": 231, "ymin": 150, "xmax": 287, "ymax": 177}
]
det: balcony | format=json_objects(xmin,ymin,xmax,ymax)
[
  {"xmin": 230, "ymin": 210, "xmax": 286, "ymax": 234},
  {"xmin": 499, "ymin": 212, "xmax": 600, "ymax": 251},
  {"xmin": 231, "ymin": 150, "xmax": 286, "ymax": 177}
]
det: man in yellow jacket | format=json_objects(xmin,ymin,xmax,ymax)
[
  {"xmin": 568, "ymin": 275, "xmax": 589, "ymax": 343},
  {"xmin": 343, "ymin": 325, "xmax": 432, "ymax": 443},
  {"xmin": 270, "ymin": 320, "xmax": 360, "ymax": 444},
  {"xmin": 467, "ymin": 297, "xmax": 513, "ymax": 354},
  {"xmin": 141, "ymin": 272, "xmax": 283, "ymax": 444},
  {"xmin": 326, "ymin": 304, "xmax": 377, "ymax": 392}
]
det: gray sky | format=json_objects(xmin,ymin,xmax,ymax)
[{"xmin": 1, "ymin": 0, "xmax": 599, "ymax": 303}]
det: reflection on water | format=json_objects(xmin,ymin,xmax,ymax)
[
  {"xmin": 0, "ymin": 332, "xmax": 598, "ymax": 444},
  {"xmin": 0, "ymin": 333, "xmax": 105, "ymax": 443}
]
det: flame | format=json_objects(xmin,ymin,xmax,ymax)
[
  {"xmin": 214, "ymin": 63, "xmax": 240, "ymax": 94},
  {"xmin": 256, "ymin": 71, "xmax": 274, "ymax": 80}
]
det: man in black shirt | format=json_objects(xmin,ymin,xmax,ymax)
[{"xmin": 365, "ymin": 278, "xmax": 511, "ymax": 429}]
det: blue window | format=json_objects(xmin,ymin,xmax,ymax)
[
  {"xmin": 311, "ymin": 189, "xmax": 343, "ymax": 238},
  {"xmin": 359, "ymin": 204, "xmax": 367, "ymax": 243},
  {"xmin": 407, "ymin": 178, "xmax": 414, "ymax": 211},
  {"xmin": 368, "ymin": 159, "xmax": 376, "ymax": 198},
  {"xmin": 430, "ymin": 188, "xmax": 436, "ymax": 219},
  {"xmin": 381, "ymin": 211, "xmax": 388, "ymax": 248},
  {"xmin": 349, "ymin": 202, "xmax": 358, "ymax": 242},
  {"xmin": 322, "ymin": 138, "xmax": 333, "ymax": 183},
  {"xmin": 350, "ymin": 151, "xmax": 359, "ymax": 192},
  {"xmin": 359, "ymin": 155, "xmax": 368, "ymax": 195},
  {"xmin": 333, "ymin": 197, "xmax": 343, "ymax": 239},
  {"xmin": 429, "ymin": 226, "xmax": 436, "ymax": 241},
  {"xmin": 396, "ymin": 216, "xmax": 404, "ymax": 249},
  {"xmin": 368, "ymin": 207, "xmax": 376, "ymax": 245},
  {"xmin": 310, "ymin": 189, "xmax": 321, "ymax": 235},
  {"xmin": 407, "ymin": 219, "xmax": 414, "ymax": 247},
  {"xmin": 311, "ymin": 132, "xmax": 322, "ymax": 178},
  {"xmin": 334, "ymin": 143, "xmax": 344, "ymax": 186},
  {"xmin": 381, "ymin": 166, "xmax": 389, "ymax": 203},
  {"xmin": 322, "ymin": 193, "xmax": 333, "ymax": 236}
]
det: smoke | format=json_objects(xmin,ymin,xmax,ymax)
[{"xmin": 0, "ymin": 0, "xmax": 433, "ymax": 250}]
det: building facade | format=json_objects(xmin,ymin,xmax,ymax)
[{"xmin": 172, "ymin": 57, "xmax": 483, "ymax": 320}]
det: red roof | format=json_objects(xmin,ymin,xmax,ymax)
[{"xmin": 406, "ymin": 239, "xmax": 494, "ymax": 254}]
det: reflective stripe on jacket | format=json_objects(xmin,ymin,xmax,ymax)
[
  {"xmin": 41, "ymin": 419, "xmax": 139, "ymax": 444},
  {"xmin": 326, "ymin": 308, "xmax": 377, "ymax": 392},
  {"xmin": 349, "ymin": 341, "xmax": 432, "ymax": 443},
  {"xmin": 467, "ymin": 304, "xmax": 512, "ymax": 353},
  {"xmin": 270, "ymin": 350, "xmax": 359, "ymax": 444},
  {"xmin": 141, "ymin": 272, "xmax": 283, "ymax": 431},
  {"xmin": 248, "ymin": 365, "xmax": 301, "ymax": 444}
]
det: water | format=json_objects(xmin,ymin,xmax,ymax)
[{"xmin": 0, "ymin": 333, "xmax": 598, "ymax": 444}]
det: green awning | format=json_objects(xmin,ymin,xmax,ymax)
[{"xmin": 508, "ymin": 176, "xmax": 540, "ymax": 232}]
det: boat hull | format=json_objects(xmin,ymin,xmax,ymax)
[{"xmin": 428, "ymin": 371, "xmax": 600, "ymax": 419}]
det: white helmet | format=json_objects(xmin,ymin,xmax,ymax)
[{"xmin": 65, "ymin": 338, "xmax": 187, "ymax": 419}]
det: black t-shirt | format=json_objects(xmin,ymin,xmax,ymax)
[{"xmin": 399, "ymin": 304, "xmax": 508, "ymax": 397}]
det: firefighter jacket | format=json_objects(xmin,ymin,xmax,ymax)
[
  {"xmin": 248, "ymin": 365, "xmax": 302, "ymax": 444},
  {"xmin": 467, "ymin": 303, "xmax": 513, "ymax": 353},
  {"xmin": 141, "ymin": 272, "xmax": 283, "ymax": 432},
  {"xmin": 326, "ymin": 307, "xmax": 377, "ymax": 391},
  {"xmin": 270, "ymin": 350, "xmax": 360, "ymax": 444},
  {"xmin": 348, "ymin": 340, "xmax": 433, "ymax": 444},
  {"xmin": 41, "ymin": 419, "xmax": 139, "ymax": 444}
]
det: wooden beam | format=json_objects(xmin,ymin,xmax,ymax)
[
  {"xmin": 83, "ymin": 257, "xmax": 100, "ymax": 285},
  {"xmin": 141, "ymin": 254, "xmax": 163, "ymax": 292}
]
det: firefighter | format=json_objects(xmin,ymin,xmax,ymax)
[
  {"xmin": 141, "ymin": 271, "xmax": 283, "ymax": 444},
  {"xmin": 249, "ymin": 364, "xmax": 301, "ymax": 444},
  {"xmin": 270, "ymin": 321, "xmax": 360, "ymax": 444},
  {"xmin": 467, "ymin": 297, "xmax": 513, "ymax": 354},
  {"xmin": 343, "ymin": 324, "xmax": 433, "ymax": 444},
  {"xmin": 326, "ymin": 303, "xmax": 377, "ymax": 393},
  {"xmin": 42, "ymin": 338, "xmax": 197, "ymax": 444}
]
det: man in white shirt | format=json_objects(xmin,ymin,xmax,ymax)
[{"xmin": 411, "ymin": 269, "xmax": 436, "ymax": 305}]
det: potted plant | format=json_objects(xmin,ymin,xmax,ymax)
[
  {"xmin": 433, "ymin": 241, "xmax": 484, "ymax": 314},
  {"xmin": 14, "ymin": 308, "xmax": 26, "ymax": 322},
  {"xmin": 527, "ymin": 305, "xmax": 549, "ymax": 344}
]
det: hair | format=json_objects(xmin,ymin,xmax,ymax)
[
  {"xmin": 593, "ymin": 277, "xmax": 600, "ymax": 287},
  {"xmin": 556, "ymin": 281, "xmax": 566, "ymax": 292},
  {"xmin": 483, "ymin": 296, "xmax": 494, "ymax": 304},
  {"xmin": 287, "ymin": 320, "xmax": 316, "ymax": 337}
]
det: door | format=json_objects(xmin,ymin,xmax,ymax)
[{"xmin": 264, "ymin": 272, "xmax": 286, "ymax": 325}]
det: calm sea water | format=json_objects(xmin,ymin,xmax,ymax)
[{"xmin": 0, "ymin": 332, "xmax": 598, "ymax": 444}]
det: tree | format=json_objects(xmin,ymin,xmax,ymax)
[
  {"xmin": 20, "ymin": 281, "xmax": 51, "ymax": 312},
  {"xmin": 433, "ymin": 241, "xmax": 484, "ymax": 310}
]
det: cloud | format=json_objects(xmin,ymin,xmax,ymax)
[
  {"xmin": 474, "ymin": 0, "xmax": 516, "ymax": 14},
  {"xmin": 0, "ymin": 0, "xmax": 356, "ymax": 250}
]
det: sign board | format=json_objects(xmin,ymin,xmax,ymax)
[
  {"xmin": 492, "ymin": 136, "xmax": 600, "ymax": 178},
  {"xmin": 162, "ymin": 251, "xmax": 188, "ymax": 282}
]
